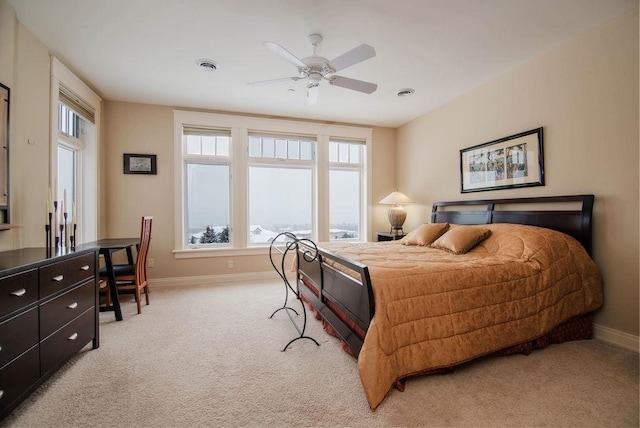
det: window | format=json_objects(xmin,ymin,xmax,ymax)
[
  {"xmin": 57, "ymin": 104, "xmax": 82, "ymax": 222},
  {"xmin": 55, "ymin": 98, "xmax": 89, "ymax": 244},
  {"xmin": 173, "ymin": 111, "xmax": 372, "ymax": 257},
  {"xmin": 329, "ymin": 140, "xmax": 365, "ymax": 240},
  {"xmin": 57, "ymin": 144, "xmax": 76, "ymax": 213},
  {"xmin": 58, "ymin": 103, "xmax": 80, "ymax": 137},
  {"xmin": 248, "ymin": 133, "xmax": 315, "ymax": 244},
  {"xmin": 182, "ymin": 128, "xmax": 232, "ymax": 247}
]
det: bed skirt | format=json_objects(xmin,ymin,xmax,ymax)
[{"xmin": 300, "ymin": 277, "xmax": 594, "ymax": 389}]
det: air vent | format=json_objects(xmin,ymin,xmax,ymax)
[
  {"xmin": 196, "ymin": 59, "xmax": 218, "ymax": 72},
  {"xmin": 396, "ymin": 88, "xmax": 415, "ymax": 97}
]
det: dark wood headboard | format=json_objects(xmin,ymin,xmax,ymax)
[{"xmin": 431, "ymin": 195, "xmax": 594, "ymax": 255}]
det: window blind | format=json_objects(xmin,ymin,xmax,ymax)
[
  {"xmin": 59, "ymin": 84, "xmax": 95, "ymax": 123},
  {"xmin": 183, "ymin": 126, "xmax": 231, "ymax": 137},
  {"xmin": 329, "ymin": 138, "xmax": 365, "ymax": 145}
]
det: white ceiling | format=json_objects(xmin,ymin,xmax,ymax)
[{"xmin": 8, "ymin": 0, "xmax": 638, "ymax": 128}]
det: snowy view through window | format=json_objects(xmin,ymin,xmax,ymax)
[{"xmin": 187, "ymin": 166, "xmax": 360, "ymax": 245}]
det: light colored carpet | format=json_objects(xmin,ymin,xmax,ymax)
[{"xmin": 3, "ymin": 278, "xmax": 638, "ymax": 427}]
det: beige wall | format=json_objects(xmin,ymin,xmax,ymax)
[
  {"xmin": 13, "ymin": 23, "xmax": 51, "ymax": 249},
  {"xmin": 102, "ymin": 102, "xmax": 397, "ymax": 279},
  {"xmin": 0, "ymin": 1, "xmax": 51, "ymax": 251},
  {"xmin": 0, "ymin": 1, "xmax": 17, "ymax": 252},
  {"xmin": 397, "ymin": 10, "xmax": 639, "ymax": 336},
  {"xmin": 371, "ymin": 126, "xmax": 398, "ymax": 234}
]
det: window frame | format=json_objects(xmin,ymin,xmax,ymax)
[
  {"xmin": 182, "ymin": 127, "xmax": 233, "ymax": 249},
  {"xmin": 328, "ymin": 139, "xmax": 366, "ymax": 242},
  {"xmin": 173, "ymin": 111, "xmax": 372, "ymax": 258},
  {"xmin": 247, "ymin": 132, "xmax": 316, "ymax": 246},
  {"xmin": 50, "ymin": 57, "xmax": 101, "ymax": 245}
]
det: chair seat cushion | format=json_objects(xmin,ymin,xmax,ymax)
[{"xmin": 99, "ymin": 264, "xmax": 135, "ymax": 277}]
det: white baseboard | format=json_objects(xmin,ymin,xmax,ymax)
[
  {"xmin": 148, "ymin": 271, "xmax": 279, "ymax": 288},
  {"xmin": 593, "ymin": 323, "xmax": 639, "ymax": 352}
]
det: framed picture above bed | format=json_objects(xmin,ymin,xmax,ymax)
[{"xmin": 460, "ymin": 127, "xmax": 544, "ymax": 193}]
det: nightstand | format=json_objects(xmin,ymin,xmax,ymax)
[{"xmin": 376, "ymin": 232, "xmax": 406, "ymax": 242}]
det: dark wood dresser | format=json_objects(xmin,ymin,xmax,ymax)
[{"xmin": 0, "ymin": 247, "xmax": 99, "ymax": 420}]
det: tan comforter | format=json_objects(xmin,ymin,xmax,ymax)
[{"xmin": 317, "ymin": 224, "xmax": 603, "ymax": 410}]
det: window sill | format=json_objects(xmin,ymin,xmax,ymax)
[{"xmin": 173, "ymin": 246, "xmax": 270, "ymax": 259}]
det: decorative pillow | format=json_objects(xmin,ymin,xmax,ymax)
[
  {"xmin": 429, "ymin": 225, "xmax": 492, "ymax": 254},
  {"xmin": 401, "ymin": 223, "xmax": 450, "ymax": 246}
]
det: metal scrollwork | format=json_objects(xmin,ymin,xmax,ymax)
[{"xmin": 268, "ymin": 232, "xmax": 320, "ymax": 351}]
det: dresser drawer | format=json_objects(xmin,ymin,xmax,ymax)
[
  {"xmin": 0, "ymin": 345, "xmax": 39, "ymax": 415},
  {"xmin": 0, "ymin": 307, "xmax": 38, "ymax": 368},
  {"xmin": 0, "ymin": 270, "xmax": 38, "ymax": 319},
  {"xmin": 40, "ymin": 309, "xmax": 94, "ymax": 376},
  {"xmin": 40, "ymin": 281, "xmax": 95, "ymax": 340},
  {"xmin": 39, "ymin": 253, "xmax": 95, "ymax": 299}
]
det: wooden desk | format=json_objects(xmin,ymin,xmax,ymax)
[{"xmin": 83, "ymin": 238, "xmax": 139, "ymax": 321}]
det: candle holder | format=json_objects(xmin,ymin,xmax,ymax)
[
  {"xmin": 45, "ymin": 223, "xmax": 51, "ymax": 256},
  {"xmin": 63, "ymin": 212, "xmax": 68, "ymax": 248},
  {"xmin": 59, "ymin": 224, "xmax": 64, "ymax": 249},
  {"xmin": 54, "ymin": 201, "xmax": 59, "ymax": 248},
  {"xmin": 71, "ymin": 224, "xmax": 77, "ymax": 250},
  {"xmin": 48, "ymin": 212, "xmax": 53, "ymax": 249}
]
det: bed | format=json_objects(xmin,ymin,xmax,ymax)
[{"xmin": 294, "ymin": 195, "xmax": 603, "ymax": 410}]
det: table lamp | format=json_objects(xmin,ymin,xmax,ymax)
[{"xmin": 379, "ymin": 191, "xmax": 413, "ymax": 235}]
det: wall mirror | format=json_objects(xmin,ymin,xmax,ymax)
[{"xmin": 0, "ymin": 83, "xmax": 9, "ymax": 223}]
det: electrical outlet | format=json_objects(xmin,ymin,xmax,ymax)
[
  {"xmin": 147, "ymin": 258, "xmax": 155, "ymax": 268},
  {"xmin": 227, "ymin": 260, "xmax": 234, "ymax": 269}
]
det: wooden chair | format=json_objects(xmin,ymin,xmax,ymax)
[{"xmin": 100, "ymin": 216, "xmax": 153, "ymax": 314}]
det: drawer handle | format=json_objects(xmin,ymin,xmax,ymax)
[
  {"xmin": 10, "ymin": 288, "xmax": 26, "ymax": 297},
  {"xmin": 52, "ymin": 275, "xmax": 64, "ymax": 282},
  {"xmin": 68, "ymin": 302, "xmax": 78, "ymax": 309},
  {"xmin": 0, "ymin": 390, "xmax": 3, "ymax": 400},
  {"xmin": 80, "ymin": 265, "xmax": 90, "ymax": 271},
  {"xmin": 68, "ymin": 333, "xmax": 78, "ymax": 341}
]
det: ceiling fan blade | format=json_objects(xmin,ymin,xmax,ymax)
[
  {"xmin": 263, "ymin": 42, "xmax": 307, "ymax": 68},
  {"xmin": 306, "ymin": 84, "xmax": 319, "ymax": 105},
  {"xmin": 248, "ymin": 77, "xmax": 302, "ymax": 86},
  {"xmin": 328, "ymin": 44, "xmax": 376, "ymax": 73},
  {"xmin": 329, "ymin": 76, "xmax": 377, "ymax": 94}
]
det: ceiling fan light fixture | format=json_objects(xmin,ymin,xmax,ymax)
[
  {"xmin": 397, "ymin": 88, "xmax": 415, "ymax": 97},
  {"xmin": 195, "ymin": 59, "xmax": 218, "ymax": 72},
  {"xmin": 250, "ymin": 35, "xmax": 378, "ymax": 104}
]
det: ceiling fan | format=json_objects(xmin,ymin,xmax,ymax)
[{"xmin": 248, "ymin": 34, "xmax": 378, "ymax": 105}]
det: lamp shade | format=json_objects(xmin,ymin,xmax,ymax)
[{"xmin": 379, "ymin": 191, "xmax": 412, "ymax": 205}]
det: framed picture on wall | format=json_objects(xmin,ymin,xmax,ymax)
[
  {"xmin": 123, "ymin": 153, "xmax": 157, "ymax": 175},
  {"xmin": 460, "ymin": 127, "xmax": 544, "ymax": 193}
]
